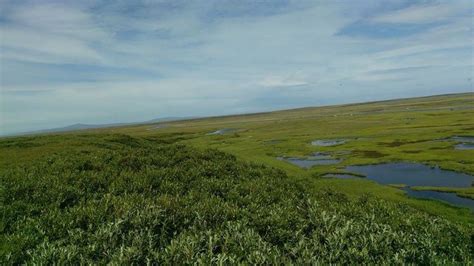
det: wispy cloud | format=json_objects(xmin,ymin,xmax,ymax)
[
  {"xmin": 0, "ymin": 0, "xmax": 472, "ymax": 134},
  {"xmin": 258, "ymin": 75, "xmax": 308, "ymax": 88},
  {"xmin": 371, "ymin": 1, "xmax": 470, "ymax": 24}
]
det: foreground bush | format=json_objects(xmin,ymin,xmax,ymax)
[{"xmin": 1, "ymin": 134, "xmax": 472, "ymax": 264}]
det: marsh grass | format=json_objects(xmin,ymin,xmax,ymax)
[
  {"xmin": 2, "ymin": 93, "xmax": 474, "ymax": 263},
  {"xmin": 1, "ymin": 134, "xmax": 473, "ymax": 264}
]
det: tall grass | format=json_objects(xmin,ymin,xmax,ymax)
[{"xmin": 1, "ymin": 134, "xmax": 472, "ymax": 264}]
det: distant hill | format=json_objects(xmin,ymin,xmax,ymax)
[
  {"xmin": 8, "ymin": 117, "xmax": 197, "ymax": 136},
  {"xmin": 27, "ymin": 123, "xmax": 130, "ymax": 134}
]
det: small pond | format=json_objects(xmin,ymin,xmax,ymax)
[
  {"xmin": 441, "ymin": 136, "xmax": 474, "ymax": 150},
  {"xmin": 278, "ymin": 153, "xmax": 341, "ymax": 169},
  {"xmin": 312, "ymin": 139, "xmax": 347, "ymax": 146},
  {"xmin": 335, "ymin": 162, "xmax": 474, "ymax": 211},
  {"xmin": 345, "ymin": 163, "xmax": 473, "ymax": 187},
  {"xmin": 455, "ymin": 143, "xmax": 474, "ymax": 150},
  {"xmin": 147, "ymin": 125, "xmax": 167, "ymax": 130},
  {"xmin": 207, "ymin": 128, "xmax": 236, "ymax": 135}
]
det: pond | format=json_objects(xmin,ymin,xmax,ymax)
[
  {"xmin": 207, "ymin": 128, "xmax": 236, "ymax": 135},
  {"xmin": 147, "ymin": 125, "xmax": 167, "ymax": 130},
  {"xmin": 455, "ymin": 143, "xmax": 474, "ymax": 150},
  {"xmin": 278, "ymin": 153, "xmax": 341, "ymax": 169},
  {"xmin": 443, "ymin": 136, "xmax": 474, "ymax": 150},
  {"xmin": 311, "ymin": 139, "xmax": 346, "ymax": 146},
  {"xmin": 336, "ymin": 162, "xmax": 474, "ymax": 211},
  {"xmin": 345, "ymin": 163, "xmax": 473, "ymax": 187}
]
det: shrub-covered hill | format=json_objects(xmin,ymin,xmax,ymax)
[{"xmin": 1, "ymin": 134, "xmax": 472, "ymax": 264}]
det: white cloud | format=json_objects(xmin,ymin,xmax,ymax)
[
  {"xmin": 371, "ymin": 1, "xmax": 471, "ymax": 24},
  {"xmin": 258, "ymin": 75, "xmax": 308, "ymax": 88},
  {"xmin": 0, "ymin": 3, "xmax": 106, "ymax": 64},
  {"xmin": 9, "ymin": 3, "xmax": 102, "ymax": 39},
  {"xmin": 0, "ymin": 0, "xmax": 472, "ymax": 134},
  {"xmin": 1, "ymin": 25, "xmax": 104, "ymax": 64}
]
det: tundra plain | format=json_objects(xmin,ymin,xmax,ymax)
[{"xmin": 1, "ymin": 93, "xmax": 473, "ymax": 263}]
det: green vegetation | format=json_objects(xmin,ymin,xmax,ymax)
[
  {"xmin": 128, "ymin": 93, "xmax": 473, "ymax": 222},
  {"xmin": 1, "ymin": 93, "xmax": 474, "ymax": 263},
  {"xmin": 1, "ymin": 134, "xmax": 472, "ymax": 264},
  {"xmin": 388, "ymin": 184, "xmax": 408, "ymax": 189}
]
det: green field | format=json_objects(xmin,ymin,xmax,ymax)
[{"xmin": 1, "ymin": 93, "xmax": 473, "ymax": 263}]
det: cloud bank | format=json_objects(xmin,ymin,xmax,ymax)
[{"xmin": 0, "ymin": 0, "xmax": 472, "ymax": 134}]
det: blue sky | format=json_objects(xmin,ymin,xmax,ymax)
[{"xmin": 0, "ymin": 0, "xmax": 472, "ymax": 135}]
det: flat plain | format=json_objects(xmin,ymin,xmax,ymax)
[
  {"xmin": 114, "ymin": 92, "xmax": 474, "ymax": 220},
  {"xmin": 1, "ymin": 93, "xmax": 473, "ymax": 263}
]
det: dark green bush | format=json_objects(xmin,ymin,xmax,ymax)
[{"xmin": 1, "ymin": 135, "xmax": 472, "ymax": 264}]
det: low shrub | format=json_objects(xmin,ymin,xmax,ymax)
[{"xmin": 1, "ymin": 135, "xmax": 472, "ymax": 264}]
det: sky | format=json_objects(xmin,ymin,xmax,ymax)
[{"xmin": 0, "ymin": 0, "xmax": 473, "ymax": 135}]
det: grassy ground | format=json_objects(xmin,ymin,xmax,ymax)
[
  {"xmin": 1, "ymin": 93, "xmax": 473, "ymax": 225},
  {"xmin": 1, "ymin": 93, "xmax": 473, "ymax": 263},
  {"xmin": 115, "ymin": 92, "xmax": 474, "ymax": 222},
  {"xmin": 1, "ymin": 134, "xmax": 472, "ymax": 263}
]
